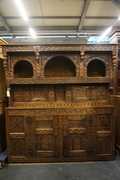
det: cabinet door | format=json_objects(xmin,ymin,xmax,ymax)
[
  {"xmin": 35, "ymin": 115, "xmax": 59, "ymax": 157},
  {"xmin": 63, "ymin": 115, "xmax": 87, "ymax": 157}
]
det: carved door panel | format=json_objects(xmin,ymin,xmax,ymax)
[
  {"xmin": 8, "ymin": 116, "xmax": 26, "ymax": 162},
  {"xmin": 63, "ymin": 115, "xmax": 87, "ymax": 157},
  {"xmin": 35, "ymin": 115, "xmax": 59, "ymax": 157},
  {"xmin": 96, "ymin": 114, "xmax": 113, "ymax": 156}
]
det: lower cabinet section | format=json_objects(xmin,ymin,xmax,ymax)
[{"xmin": 5, "ymin": 107, "xmax": 114, "ymax": 163}]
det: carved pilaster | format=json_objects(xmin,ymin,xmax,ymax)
[
  {"xmin": 3, "ymin": 53, "xmax": 9, "ymax": 88},
  {"xmin": 112, "ymin": 45, "xmax": 117, "ymax": 70},
  {"xmin": 112, "ymin": 52, "xmax": 116, "ymax": 69},
  {"xmin": 35, "ymin": 46, "xmax": 40, "ymax": 77},
  {"xmin": 80, "ymin": 51, "xmax": 85, "ymax": 77}
]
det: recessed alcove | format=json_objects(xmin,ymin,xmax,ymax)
[
  {"xmin": 87, "ymin": 59, "xmax": 106, "ymax": 77},
  {"xmin": 14, "ymin": 60, "xmax": 33, "ymax": 78},
  {"xmin": 44, "ymin": 56, "xmax": 76, "ymax": 77}
]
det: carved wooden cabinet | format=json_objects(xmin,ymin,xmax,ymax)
[{"xmin": 2, "ymin": 44, "xmax": 117, "ymax": 163}]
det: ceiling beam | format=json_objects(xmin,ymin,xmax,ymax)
[
  {"xmin": 0, "ymin": 13, "xmax": 12, "ymax": 32},
  {"xmin": 111, "ymin": 0, "xmax": 120, "ymax": 8},
  {"xmin": 0, "ymin": 13, "xmax": 14, "ymax": 37},
  {"xmin": 0, "ymin": 25, "xmax": 113, "ymax": 36},
  {"xmin": 4, "ymin": 16, "xmax": 118, "ymax": 20},
  {"xmin": 78, "ymin": 0, "xmax": 91, "ymax": 32}
]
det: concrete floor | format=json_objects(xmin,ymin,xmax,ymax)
[{"xmin": 0, "ymin": 152, "xmax": 120, "ymax": 180}]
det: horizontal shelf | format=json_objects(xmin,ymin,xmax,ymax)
[{"xmin": 9, "ymin": 77, "xmax": 112, "ymax": 85}]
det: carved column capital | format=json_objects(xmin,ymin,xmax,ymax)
[
  {"xmin": 80, "ymin": 51, "xmax": 85, "ymax": 61},
  {"xmin": 35, "ymin": 51, "xmax": 39, "ymax": 61}
]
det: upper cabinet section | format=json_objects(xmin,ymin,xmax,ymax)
[{"xmin": 1, "ymin": 44, "xmax": 117, "ymax": 87}]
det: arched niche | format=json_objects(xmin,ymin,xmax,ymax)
[
  {"xmin": 44, "ymin": 56, "xmax": 76, "ymax": 77},
  {"xmin": 87, "ymin": 59, "xmax": 106, "ymax": 77},
  {"xmin": 14, "ymin": 60, "xmax": 33, "ymax": 78}
]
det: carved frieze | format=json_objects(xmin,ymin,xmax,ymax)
[
  {"xmin": 9, "ymin": 77, "xmax": 112, "ymax": 84},
  {"xmin": 6, "ymin": 107, "xmax": 114, "ymax": 116},
  {"xmin": 2, "ymin": 44, "xmax": 117, "ymax": 53}
]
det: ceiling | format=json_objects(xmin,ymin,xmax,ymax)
[{"xmin": 0, "ymin": 0, "xmax": 120, "ymax": 44}]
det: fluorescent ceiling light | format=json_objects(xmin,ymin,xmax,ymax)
[
  {"xmin": 118, "ymin": 16, "xmax": 120, "ymax": 20},
  {"xmin": 14, "ymin": 0, "xmax": 28, "ymax": 21},
  {"xmin": 29, "ymin": 27, "xmax": 36, "ymax": 38},
  {"xmin": 0, "ymin": 36, "xmax": 12, "ymax": 39},
  {"xmin": 97, "ymin": 27, "xmax": 112, "ymax": 42}
]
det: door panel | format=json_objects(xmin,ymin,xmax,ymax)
[
  {"xmin": 35, "ymin": 115, "xmax": 59, "ymax": 157},
  {"xmin": 63, "ymin": 115, "xmax": 87, "ymax": 157}
]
